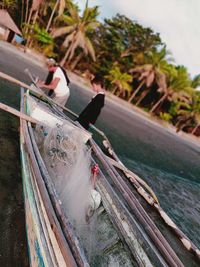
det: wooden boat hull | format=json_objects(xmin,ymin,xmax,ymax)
[
  {"xmin": 20, "ymin": 89, "xmax": 198, "ymax": 267},
  {"xmin": 19, "ymin": 90, "xmax": 177, "ymax": 267},
  {"xmin": 20, "ymin": 91, "xmax": 138, "ymax": 266},
  {"xmin": 21, "ymin": 143, "xmax": 69, "ymax": 267},
  {"xmin": 20, "ymin": 91, "xmax": 78, "ymax": 267}
]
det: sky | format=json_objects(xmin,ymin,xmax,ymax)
[{"xmin": 76, "ymin": 0, "xmax": 200, "ymax": 78}]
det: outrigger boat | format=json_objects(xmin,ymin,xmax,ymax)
[{"xmin": 0, "ymin": 70, "xmax": 199, "ymax": 267}]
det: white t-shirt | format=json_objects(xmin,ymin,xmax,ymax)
[{"xmin": 53, "ymin": 67, "xmax": 70, "ymax": 97}]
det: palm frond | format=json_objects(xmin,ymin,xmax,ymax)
[
  {"xmin": 58, "ymin": 15, "xmax": 77, "ymax": 25},
  {"xmin": 52, "ymin": 25, "xmax": 75, "ymax": 37},
  {"xmin": 86, "ymin": 22, "xmax": 100, "ymax": 31},
  {"xmin": 85, "ymin": 37, "xmax": 96, "ymax": 61},
  {"xmin": 62, "ymin": 32, "xmax": 75, "ymax": 47},
  {"xmin": 58, "ymin": 0, "xmax": 65, "ymax": 16}
]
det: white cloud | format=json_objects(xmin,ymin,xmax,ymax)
[{"xmin": 76, "ymin": 0, "xmax": 200, "ymax": 77}]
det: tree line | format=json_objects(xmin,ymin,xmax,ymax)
[{"xmin": 1, "ymin": 0, "xmax": 200, "ymax": 135}]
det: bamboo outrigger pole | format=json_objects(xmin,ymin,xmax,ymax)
[{"xmin": 0, "ymin": 71, "xmax": 78, "ymax": 118}]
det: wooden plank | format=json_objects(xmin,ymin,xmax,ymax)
[
  {"xmin": 0, "ymin": 71, "xmax": 36, "ymax": 91},
  {"xmin": 21, "ymin": 119, "xmax": 78, "ymax": 267},
  {"xmin": 21, "ymin": 146, "xmax": 53, "ymax": 267},
  {"xmin": 20, "ymin": 89, "xmax": 78, "ymax": 267},
  {"xmin": 31, "ymin": 164, "xmax": 66, "ymax": 267},
  {"xmin": 0, "ymin": 70, "xmax": 78, "ymax": 118}
]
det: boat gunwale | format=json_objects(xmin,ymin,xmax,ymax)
[{"xmin": 20, "ymin": 90, "xmax": 80, "ymax": 267}]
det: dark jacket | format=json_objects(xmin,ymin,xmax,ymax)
[{"xmin": 77, "ymin": 93, "xmax": 105, "ymax": 130}]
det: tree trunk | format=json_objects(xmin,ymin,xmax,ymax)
[
  {"xmin": 46, "ymin": 0, "xmax": 59, "ymax": 32},
  {"xmin": 28, "ymin": 8, "xmax": 38, "ymax": 49},
  {"xmin": 60, "ymin": 47, "xmax": 71, "ymax": 67},
  {"xmin": 112, "ymin": 86, "xmax": 118, "ymax": 95},
  {"xmin": 27, "ymin": 8, "xmax": 33, "ymax": 25},
  {"xmin": 32, "ymin": 9, "xmax": 39, "ymax": 25},
  {"xmin": 191, "ymin": 123, "xmax": 200, "ymax": 135},
  {"xmin": 60, "ymin": 34, "xmax": 77, "ymax": 66},
  {"xmin": 128, "ymin": 80, "xmax": 145, "ymax": 103},
  {"xmin": 150, "ymin": 92, "xmax": 168, "ymax": 113},
  {"xmin": 25, "ymin": 8, "xmax": 35, "ymax": 46},
  {"xmin": 136, "ymin": 88, "xmax": 149, "ymax": 106},
  {"xmin": 25, "ymin": 0, "xmax": 29, "ymax": 24},
  {"xmin": 70, "ymin": 52, "xmax": 83, "ymax": 70},
  {"xmin": 176, "ymin": 117, "xmax": 191, "ymax": 132},
  {"xmin": 175, "ymin": 119, "xmax": 184, "ymax": 129},
  {"xmin": 26, "ymin": 9, "xmax": 39, "ymax": 48},
  {"xmin": 21, "ymin": 0, "xmax": 24, "ymax": 27},
  {"xmin": 25, "ymin": 7, "xmax": 33, "ymax": 37},
  {"xmin": 179, "ymin": 122, "xmax": 193, "ymax": 133},
  {"xmin": 116, "ymin": 89, "xmax": 122, "ymax": 97}
]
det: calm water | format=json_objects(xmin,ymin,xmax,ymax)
[
  {"xmin": 0, "ymin": 52, "xmax": 200, "ymax": 265},
  {"xmin": 0, "ymin": 79, "xmax": 28, "ymax": 267}
]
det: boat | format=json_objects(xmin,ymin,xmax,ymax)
[{"xmin": 19, "ymin": 85, "xmax": 200, "ymax": 267}]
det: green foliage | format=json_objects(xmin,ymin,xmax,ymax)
[
  {"xmin": 33, "ymin": 24, "xmax": 53, "ymax": 44},
  {"xmin": 26, "ymin": 24, "xmax": 53, "ymax": 45},
  {"xmin": 159, "ymin": 112, "xmax": 172, "ymax": 121},
  {"xmin": 90, "ymin": 14, "xmax": 162, "ymax": 76},
  {"xmin": 191, "ymin": 74, "xmax": 200, "ymax": 88},
  {"xmin": 0, "ymin": 0, "xmax": 17, "ymax": 10},
  {"xmin": 105, "ymin": 65, "xmax": 132, "ymax": 97},
  {"xmin": 169, "ymin": 102, "xmax": 191, "ymax": 117},
  {"xmin": 143, "ymin": 107, "xmax": 149, "ymax": 112},
  {"xmin": 25, "ymin": 24, "xmax": 55, "ymax": 57},
  {"xmin": 52, "ymin": 4, "xmax": 100, "ymax": 64}
]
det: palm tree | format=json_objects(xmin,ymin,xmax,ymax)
[
  {"xmin": 45, "ymin": 0, "xmax": 59, "ymax": 32},
  {"xmin": 25, "ymin": 0, "xmax": 43, "ymax": 36},
  {"xmin": 52, "ymin": 4, "xmax": 100, "ymax": 67},
  {"xmin": 46, "ymin": 0, "xmax": 73, "ymax": 32},
  {"xmin": 190, "ymin": 92, "xmax": 200, "ymax": 134},
  {"xmin": 150, "ymin": 66, "xmax": 193, "ymax": 113},
  {"xmin": 105, "ymin": 66, "xmax": 132, "ymax": 98},
  {"xmin": 0, "ymin": 0, "xmax": 17, "ymax": 11},
  {"xmin": 26, "ymin": 23, "xmax": 55, "ymax": 55},
  {"xmin": 21, "ymin": 0, "xmax": 25, "ymax": 27},
  {"xmin": 128, "ymin": 46, "xmax": 171, "ymax": 103},
  {"xmin": 191, "ymin": 74, "xmax": 200, "ymax": 89},
  {"xmin": 25, "ymin": 0, "xmax": 29, "ymax": 24},
  {"xmin": 128, "ymin": 65, "xmax": 150, "ymax": 103}
]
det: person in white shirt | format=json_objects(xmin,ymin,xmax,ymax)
[{"xmin": 37, "ymin": 58, "xmax": 70, "ymax": 106}]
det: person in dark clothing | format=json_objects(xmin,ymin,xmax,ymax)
[{"xmin": 77, "ymin": 76, "xmax": 105, "ymax": 130}]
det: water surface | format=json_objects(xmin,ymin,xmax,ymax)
[{"xmin": 0, "ymin": 79, "xmax": 28, "ymax": 267}]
